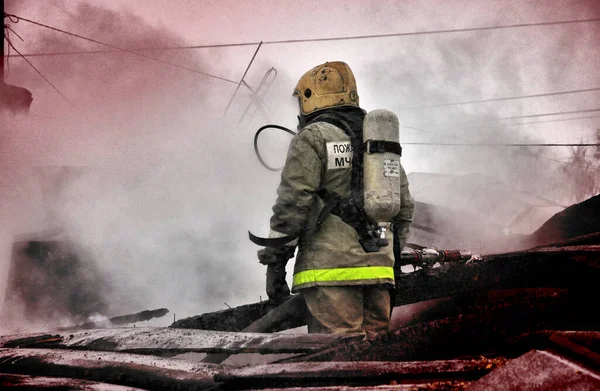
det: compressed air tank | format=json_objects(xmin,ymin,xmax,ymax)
[{"xmin": 362, "ymin": 109, "xmax": 402, "ymax": 225}]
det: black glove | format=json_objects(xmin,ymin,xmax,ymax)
[
  {"xmin": 257, "ymin": 246, "xmax": 295, "ymax": 300},
  {"xmin": 257, "ymin": 246, "xmax": 296, "ymax": 265},
  {"xmin": 266, "ymin": 262, "xmax": 290, "ymax": 300}
]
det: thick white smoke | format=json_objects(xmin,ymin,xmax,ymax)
[
  {"xmin": 1, "ymin": 0, "xmax": 599, "ymax": 333},
  {"xmin": 0, "ymin": 1, "xmax": 281, "ymax": 330}
]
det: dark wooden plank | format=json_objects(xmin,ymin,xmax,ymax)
[
  {"xmin": 507, "ymin": 330, "xmax": 600, "ymax": 370},
  {"xmin": 215, "ymin": 360, "xmax": 493, "ymax": 389},
  {"xmin": 394, "ymin": 245, "xmax": 600, "ymax": 307},
  {"xmin": 171, "ymin": 297, "xmax": 295, "ymax": 331},
  {"xmin": 202, "ymin": 294, "xmax": 309, "ymax": 364},
  {"xmin": 58, "ymin": 308, "xmax": 170, "ymax": 330},
  {"xmin": 0, "ymin": 348, "xmax": 219, "ymax": 390},
  {"xmin": 0, "ymin": 373, "xmax": 148, "ymax": 390},
  {"xmin": 172, "ymin": 243, "xmax": 600, "ymax": 335},
  {"xmin": 467, "ymin": 350, "xmax": 600, "ymax": 391},
  {"xmin": 0, "ymin": 327, "xmax": 361, "ymax": 356},
  {"xmin": 256, "ymin": 383, "xmax": 469, "ymax": 391},
  {"xmin": 284, "ymin": 288, "xmax": 596, "ymax": 363}
]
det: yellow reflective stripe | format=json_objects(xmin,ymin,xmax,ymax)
[{"xmin": 293, "ymin": 266, "xmax": 394, "ymax": 286}]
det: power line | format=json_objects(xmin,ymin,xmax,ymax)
[
  {"xmin": 495, "ymin": 114, "xmax": 600, "ymax": 127},
  {"xmin": 5, "ymin": 16, "xmax": 600, "ymax": 56},
  {"xmin": 5, "ymin": 48, "xmax": 152, "ymax": 57},
  {"xmin": 401, "ymin": 120, "xmax": 596, "ymax": 163},
  {"xmin": 11, "ymin": 42, "xmax": 600, "ymax": 113},
  {"xmin": 5, "ymin": 40, "xmax": 72, "ymax": 104},
  {"xmin": 403, "ymin": 142, "xmax": 600, "ymax": 147},
  {"xmin": 261, "ymin": 18, "xmax": 600, "ymax": 45},
  {"xmin": 5, "ymin": 13, "xmax": 241, "ymax": 85},
  {"xmin": 14, "ymin": 48, "xmax": 600, "ymax": 116},
  {"xmin": 402, "ymin": 113, "xmax": 600, "ymax": 137},
  {"xmin": 496, "ymin": 108, "xmax": 600, "ymax": 122},
  {"xmin": 405, "ymin": 108, "xmax": 600, "ymax": 128},
  {"xmin": 8, "ymin": 12, "xmax": 600, "ymax": 99},
  {"xmin": 397, "ymin": 87, "xmax": 600, "ymax": 110}
]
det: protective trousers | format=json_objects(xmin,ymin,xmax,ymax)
[{"xmin": 302, "ymin": 285, "xmax": 391, "ymax": 340}]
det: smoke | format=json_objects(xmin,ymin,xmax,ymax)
[
  {"xmin": 352, "ymin": 1, "xmax": 600, "ymax": 251},
  {"xmin": 2, "ymin": 0, "xmax": 599, "ymax": 332},
  {"xmin": 1, "ymin": 1, "xmax": 277, "ymax": 331}
]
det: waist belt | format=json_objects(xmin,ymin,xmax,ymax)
[{"xmin": 315, "ymin": 188, "xmax": 388, "ymax": 253}]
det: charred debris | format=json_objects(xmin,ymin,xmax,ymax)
[{"xmin": 1, "ymin": 194, "xmax": 599, "ymax": 390}]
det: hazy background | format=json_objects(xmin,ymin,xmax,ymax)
[{"xmin": 1, "ymin": 0, "xmax": 599, "ymax": 329}]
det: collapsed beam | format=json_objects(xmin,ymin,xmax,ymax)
[
  {"xmin": 173, "ymin": 243, "xmax": 599, "ymax": 333},
  {"xmin": 58, "ymin": 308, "xmax": 169, "ymax": 330}
]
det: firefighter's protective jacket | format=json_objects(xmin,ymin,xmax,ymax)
[{"xmin": 269, "ymin": 113, "xmax": 414, "ymax": 292}]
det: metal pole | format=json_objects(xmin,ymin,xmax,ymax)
[
  {"xmin": 222, "ymin": 41, "xmax": 263, "ymax": 116},
  {"xmin": 1, "ymin": 0, "xmax": 5, "ymax": 82}
]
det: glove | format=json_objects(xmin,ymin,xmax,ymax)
[
  {"xmin": 257, "ymin": 246, "xmax": 296, "ymax": 265},
  {"xmin": 257, "ymin": 246, "xmax": 295, "ymax": 300},
  {"xmin": 266, "ymin": 262, "xmax": 291, "ymax": 300}
]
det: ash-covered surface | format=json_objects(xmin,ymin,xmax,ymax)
[
  {"xmin": 256, "ymin": 384, "xmax": 470, "ymax": 391},
  {"xmin": 539, "ymin": 331, "xmax": 600, "ymax": 352},
  {"xmin": 393, "ymin": 242, "xmax": 600, "ymax": 307},
  {"xmin": 0, "ymin": 327, "xmax": 361, "ymax": 355},
  {"xmin": 0, "ymin": 347, "xmax": 223, "ymax": 374},
  {"xmin": 530, "ymin": 194, "xmax": 600, "ymax": 247},
  {"xmin": 0, "ymin": 201, "xmax": 597, "ymax": 390},
  {"xmin": 0, "ymin": 372, "xmax": 148, "ymax": 390},
  {"xmin": 58, "ymin": 308, "xmax": 170, "ymax": 331},
  {"xmin": 283, "ymin": 288, "xmax": 596, "ymax": 363},
  {"xmin": 215, "ymin": 360, "xmax": 495, "ymax": 389},
  {"xmin": 466, "ymin": 350, "xmax": 600, "ymax": 390},
  {"xmin": 0, "ymin": 347, "xmax": 220, "ymax": 390},
  {"xmin": 171, "ymin": 297, "xmax": 293, "ymax": 331}
]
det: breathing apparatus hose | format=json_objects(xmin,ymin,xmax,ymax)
[
  {"xmin": 249, "ymin": 124, "xmax": 298, "ymax": 247},
  {"xmin": 254, "ymin": 124, "xmax": 297, "ymax": 171}
]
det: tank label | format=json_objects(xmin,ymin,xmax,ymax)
[
  {"xmin": 327, "ymin": 142, "xmax": 353, "ymax": 170},
  {"xmin": 384, "ymin": 159, "xmax": 400, "ymax": 177}
]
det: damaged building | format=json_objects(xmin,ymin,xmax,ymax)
[{"xmin": 1, "ymin": 166, "xmax": 599, "ymax": 389}]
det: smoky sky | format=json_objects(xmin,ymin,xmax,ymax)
[
  {"xmin": 2, "ymin": 0, "xmax": 600, "ymax": 330},
  {"xmin": 1, "ymin": 0, "xmax": 274, "ymax": 329}
]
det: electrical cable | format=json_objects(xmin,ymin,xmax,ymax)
[
  {"xmin": 4, "ymin": 13, "xmax": 241, "ymax": 85},
  {"xmin": 260, "ymin": 18, "xmax": 600, "ymax": 45},
  {"xmin": 400, "ymin": 122, "xmax": 588, "ymax": 164},
  {"xmin": 493, "ymin": 108, "xmax": 600, "ymax": 122},
  {"xmin": 404, "ymin": 108, "xmax": 600, "ymax": 128},
  {"xmin": 8, "ymin": 13, "xmax": 599, "ymax": 155},
  {"xmin": 403, "ymin": 142, "xmax": 600, "ymax": 147},
  {"xmin": 9, "ymin": 41, "xmax": 600, "ymax": 114},
  {"xmin": 493, "ymin": 114, "xmax": 600, "ymax": 127},
  {"xmin": 5, "ymin": 36, "xmax": 72, "ymax": 104},
  {"xmin": 397, "ymin": 87, "xmax": 600, "ymax": 110},
  {"xmin": 6, "ymin": 14, "xmax": 600, "ymax": 53},
  {"xmin": 252, "ymin": 122, "xmax": 595, "ymax": 175},
  {"xmin": 3, "ymin": 13, "xmax": 25, "ymax": 77},
  {"xmin": 8, "ymin": 12, "xmax": 600, "ymax": 101}
]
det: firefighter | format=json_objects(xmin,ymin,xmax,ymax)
[{"xmin": 257, "ymin": 61, "xmax": 414, "ymax": 338}]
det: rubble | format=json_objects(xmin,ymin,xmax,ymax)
[
  {"xmin": 57, "ymin": 308, "xmax": 170, "ymax": 330},
  {"xmin": 0, "ymin": 348, "xmax": 220, "ymax": 390},
  {"xmin": 0, "ymin": 373, "xmax": 148, "ymax": 390},
  {"xmin": 171, "ymin": 296, "xmax": 302, "ymax": 332},
  {"xmin": 0, "ymin": 327, "xmax": 361, "ymax": 356},
  {"xmin": 1, "ymin": 193, "xmax": 598, "ymax": 389},
  {"xmin": 214, "ymin": 360, "xmax": 494, "ymax": 390}
]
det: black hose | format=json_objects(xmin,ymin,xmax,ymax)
[{"xmin": 254, "ymin": 124, "xmax": 296, "ymax": 171}]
